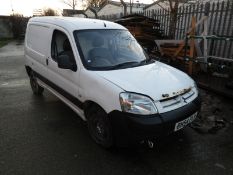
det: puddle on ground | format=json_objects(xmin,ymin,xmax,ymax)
[{"xmin": 0, "ymin": 79, "xmax": 29, "ymax": 88}]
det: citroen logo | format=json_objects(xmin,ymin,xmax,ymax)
[{"xmin": 182, "ymin": 97, "xmax": 187, "ymax": 103}]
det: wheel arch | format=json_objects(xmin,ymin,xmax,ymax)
[{"xmin": 83, "ymin": 100, "xmax": 108, "ymax": 119}]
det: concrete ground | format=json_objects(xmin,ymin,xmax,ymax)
[{"xmin": 0, "ymin": 41, "xmax": 233, "ymax": 175}]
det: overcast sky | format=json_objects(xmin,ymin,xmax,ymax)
[{"xmin": 0, "ymin": 0, "xmax": 154, "ymax": 16}]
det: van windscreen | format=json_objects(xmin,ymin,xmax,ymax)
[{"xmin": 74, "ymin": 29, "xmax": 153, "ymax": 70}]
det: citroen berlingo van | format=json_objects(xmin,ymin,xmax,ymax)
[{"xmin": 25, "ymin": 17, "xmax": 201, "ymax": 148}]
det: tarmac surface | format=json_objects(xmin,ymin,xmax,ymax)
[{"xmin": 0, "ymin": 41, "xmax": 233, "ymax": 175}]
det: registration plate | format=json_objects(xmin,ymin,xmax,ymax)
[{"xmin": 174, "ymin": 112, "xmax": 198, "ymax": 132}]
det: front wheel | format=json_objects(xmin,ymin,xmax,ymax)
[
  {"xmin": 86, "ymin": 105, "xmax": 113, "ymax": 148},
  {"xmin": 29, "ymin": 71, "xmax": 44, "ymax": 95}
]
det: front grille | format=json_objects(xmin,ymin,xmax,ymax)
[{"xmin": 159, "ymin": 89, "xmax": 195, "ymax": 109}]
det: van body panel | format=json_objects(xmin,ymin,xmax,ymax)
[
  {"xmin": 79, "ymin": 70, "xmax": 123, "ymax": 113},
  {"xmin": 47, "ymin": 25, "xmax": 80, "ymax": 100},
  {"xmin": 25, "ymin": 23, "xmax": 51, "ymax": 78},
  {"xmin": 25, "ymin": 17, "xmax": 201, "ymax": 146},
  {"xmin": 37, "ymin": 78, "xmax": 85, "ymax": 120},
  {"xmin": 95, "ymin": 62, "xmax": 198, "ymax": 113},
  {"xmin": 95, "ymin": 62, "xmax": 194, "ymax": 100},
  {"xmin": 30, "ymin": 17, "xmax": 126, "ymax": 32}
]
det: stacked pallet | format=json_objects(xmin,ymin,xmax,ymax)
[
  {"xmin": 159, "ymin": 43, "xmax": 190, "ymax": 60},
  {"xmin": 115, "ymin": 14, "xmax": 165, "ymax": 52}
]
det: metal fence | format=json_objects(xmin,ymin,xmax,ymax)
[{"xmin": 143, "ymin": 0, "xmax": 233, "ymax": 59}]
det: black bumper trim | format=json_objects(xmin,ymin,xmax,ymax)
[{"xmin": 109, "ymin": 95, "xmax": 201, "ymax": 146}]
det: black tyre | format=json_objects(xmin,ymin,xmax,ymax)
[
  {"xmin": 29, "ymin": 71, "xmax": 44, "ymax": 95},
  {"xmin": 86, "ymin": 105, "xmax": 113, "ymax": 148}
]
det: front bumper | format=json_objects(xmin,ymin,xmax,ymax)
[{"xmin": 109, "ymin": 95, "xmax": 201, "ymax": 146}]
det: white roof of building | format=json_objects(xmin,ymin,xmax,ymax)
[{"xmin": 29, "ymin": 17, "xmax": 126, "ymax": 32}]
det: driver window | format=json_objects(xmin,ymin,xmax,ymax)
[{"xmin": 51, "ymin": 30, "xmax": 75, "ymax": 64}]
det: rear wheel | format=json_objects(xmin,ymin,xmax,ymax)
[
  {"xmin": 86, "ymin": 105, "xmax": 113, "ymax": 148},
  {"xmin": 29, "ymin": 71, "xmax": 44, "ymax": 95}
]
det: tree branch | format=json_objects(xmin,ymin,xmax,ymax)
[
  {"xmin": 62, "ymin": 0, "xmax": 77, "ymax": 10},
  {"xmin": 63, "ymin": 1, "xmax": 73, "ymax": 8},
  {"xmin": 156, "ymin": 3, "xmax": 170, "ymax": 12},
  {"xmin": 168, "ymin": 0, "xmax": 173, "ymax": 10},
  {"xmin": 89, "ymin": 6, "xmax": 98, "ymax": 19}
]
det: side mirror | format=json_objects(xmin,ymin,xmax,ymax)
[{"xmin": 57, "ymin": 55, "xmax": 77, "ymax": 71}]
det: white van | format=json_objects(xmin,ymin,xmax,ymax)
[{"xmin": 25, "ymin": 17, "xmax": 201, "ymax": 148}]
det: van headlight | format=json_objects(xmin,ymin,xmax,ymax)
[{"xmin": 119, "ymin": 92, "xmax": 158, "ymax": 115}]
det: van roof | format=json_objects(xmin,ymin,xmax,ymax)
[{"xmin": 29, "ymin": 17, "xmax": 126, "ymax": 31}]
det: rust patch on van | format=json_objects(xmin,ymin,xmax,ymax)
[{"xmin": 162, "ymin": 87, "xmax": 192, "ymax": 99}]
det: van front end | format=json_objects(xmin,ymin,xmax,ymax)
[
  {"xmin": 95, "ymin": 61, "xmax": 201, "ymax": 146},
  {"xmin": 109, "ymin": 94, "xmax": 201, "ymax": 146}
]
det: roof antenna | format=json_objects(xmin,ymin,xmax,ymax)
[{"xmin": 103, "ymin": 22, "xmax": 107, "ymax": 27}]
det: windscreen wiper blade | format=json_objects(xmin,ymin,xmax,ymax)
[
  {"xmin": 110, "ymin": 61, "xmax": 140, "ymax": 69},
  {"xmin": 139, "ymin": 57, "xmax": 155, "ymax": 65}
]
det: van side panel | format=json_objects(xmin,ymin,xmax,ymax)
[
  {"xmin": 25, "ymin": 23, "xmax": 51, "ymax": 78},
  {"xmin": 47, "ymin": 26, "xmax": 80, "ymax": 106},
  {"xmin": 79, "ymin": 70, "xmax": 122, "ymax": 114}
]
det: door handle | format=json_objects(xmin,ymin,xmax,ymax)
[{"xmin": 46, "ymin": 58, "xmax": 49, "ymax": 65}]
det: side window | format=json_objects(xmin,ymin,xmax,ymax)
[{"xmin": 51, "ymin": 30, "xmax": 75, "ymax": 64}]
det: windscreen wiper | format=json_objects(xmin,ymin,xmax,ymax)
[
  {"xmin": 139, "ymin": 57, "xmax": 155, "ymax": 65},
  {"xmin": 110, "ymin": 61, "xmax": 140, "ymax": 70}
]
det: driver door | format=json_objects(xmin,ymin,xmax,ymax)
[{"xmin": 47, "ymin": 28, "xmax": 80, "ymax": 104}]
